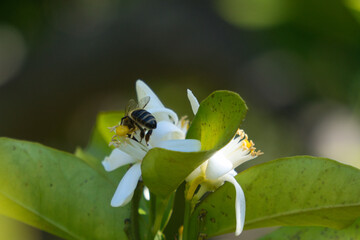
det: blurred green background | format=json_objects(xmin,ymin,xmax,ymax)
[{"xmin": 0, "ymin": 0, "xmax": 360, "ymax": 239}]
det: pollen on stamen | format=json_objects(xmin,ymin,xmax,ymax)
[
  {"xmin": 236, "ymin": 129, "xmax": 245, "ymax": 139},
  {"xmin": 116, "ymin": 125, "xmax": 130, "ymax": 136},
  {"xmin": 180, "ymin": 116, "xmax": 189, "ymax": 128}
]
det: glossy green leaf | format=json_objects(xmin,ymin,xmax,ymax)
[
  {"xmin": 142, "ymin": 91, "xmax": 247, "ymax": 197},
  {"xmin": 188, "ymin": 156, "xmax": 360, "ymax": 238},
  {"xmin": 186, "ymin": 90, "xmax": 247, "ymax": 151},
  {"xmin": 142, "ymin": 149, "xmax": 212, "ymax": 198},
  {"xmin": 0, "ymin": 137, "xmax": 130, "ymax": 240},
  {"xmin": 77, "ymin": 111, "xmax": 127, "ymax": 185},
  {"xmin": 261, "ymin": 218, "xmax": 360, "ymax": 240},
  {"xmin": 89, "ymin": 111, "xmax": 124, "ymax": 154}
]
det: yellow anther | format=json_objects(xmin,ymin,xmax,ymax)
[
  {"xmin": 236, "ymin": 129, "xmax": 245, "ymax": 139},
  {"xmin": 245, "ymin": 139, "xmax": 252, "ymax": 148},
  {"xmin": 180, "ymin": 116, "xmax": 190, "ymax": 129},
  {"xmin": 116, "ymin": 125, "xmax": 130, "ymax": 136}
]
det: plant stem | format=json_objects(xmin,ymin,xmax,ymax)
[
  {"xmin": 182, "ymin": 199, "xmax": 191, "ymax": 240},
  {"xmin": 152, "ymin": 198, "xmax": 167, "ymax": 236},
  {"xmin": 147, "ymin": 192, "xmax": 157, "ymax": 240},
  {"xmin": 147, "ymin": 194, "xmax": 170, "ymax": 240},
  {"xmin": 130, "ymin": 182, "xmax": 143, "ymax": 240}
]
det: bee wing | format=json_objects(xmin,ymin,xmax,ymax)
[
  {"xmin": 138, "ymin": 96, "xmax": 151, "ymax": 109},
  {"xmin": 126, "ymin": 99, "xmax": 138, "ymax": 114}
]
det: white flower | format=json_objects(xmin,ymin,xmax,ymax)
[
  {"xmin": 102, "ymin": 139, "xmax": 148, "ymax": 206},
  {"xmin": 185, "ymin": 90, "xmax": 263, "ymax": 236},
  {"xmin": 102, "ymin": 80, "xmax": 201, "ymax": 207}
]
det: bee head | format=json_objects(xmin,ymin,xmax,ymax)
[{"xmin": 116, "ymin": 125, "xmax": 130, "ymax": 136}]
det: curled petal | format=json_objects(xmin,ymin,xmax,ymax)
[
  {"xmin": 143, "ymin": 186, "xmax": 150, "ymax": 201},
  {"xmin": 149, "ymin": 121, "xmax": 185, "ymax": 147},
  {"xmin": 187, "ymin": 89, "xmax": 200, "ymax": 115},
  {"xmin": 185, "ymin": 165, "xmax": 202, "ymax": 182},
  {"xmin": 205, "ymin": 152, "xmax": 233, "ymax": 180},
  {"xmin": 147, "ymin": 107, "xmax": 179, "ymax": 125},
  {"xmin": 111, "ymin": 163, "xmax": 142, "ymax": 207},
  {"xmin": 136, "ymin": 80, "xmax": 165, "ymax": 109},
  {"xmin": 156, "ymin": 139, "xmax": 201, "ymax": 152},
  {"xmin": 102, "ymin": 149, "xmax": 137, "ymax": 172},
  {"xmin": 228, "ymin": 169, "xmax": 238, "ymax": 177},
  {"xmin": 223, "ymin": 174, "xmax": 245, "ymax": 236}
]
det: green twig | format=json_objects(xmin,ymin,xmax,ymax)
[
  {"xmin": 182, "ymin": 199, "xmax": 191, "ymax": 240},
  {"xmin": 147, "ymin": 193, "xmax": 170, "ymax": 240},
  {"xmin": 130, "ymin": 182, "xmax": 143, "ymax": 240},
  {"xmin": 147, "ymin": 192, "xmax": 157, "ymax": 240}
]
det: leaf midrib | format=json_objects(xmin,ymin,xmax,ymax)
[{"xmin": 245, "ymin": 202, "xmax": 360, "ymax": 227}]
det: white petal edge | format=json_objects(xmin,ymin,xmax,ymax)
[
  {"xmin": 136, "ymin": 80, "xmax": 165, "ymax": 109},
  {"xmin": 186, "ymin": 165, "xmax": 202, "ymax": 182},
  {"xmin": 205, "ymin": 151, "xmax": 233, "ymax": 180},
  {"xmin": 143, "ymin": 186, "xmax": 150, "ymax": 201},
  {"xmin": 149, "ymin": 121, "xmax": 185, "ymax": 147},
  {"xmin": 187, "ymin": 89, "xmax": 200, "ymax": 115},
  {"xmin": 223, "ymin": 174, "xmax": 245, "ymax": 236},
  {"xmin": 111, "ymin": 163, "xmax": 142, "ymax": 207},
  {"xmin": 102, "ymin": 149, "xmax": 137, "ymax": 172},
  {"xmin": 147, "ymin": 107, "xmax": 179, "ymax": 125},
  {"xmin": 156, "ymin": 139, "xmax": 201, "ymax": 152}
]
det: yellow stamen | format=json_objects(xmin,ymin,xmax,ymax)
[
  {"xmin": 244, "ymin": 139, "xmax": 252, "ymax": 148},
  {"xmin": 180, "ymin": 116, "xmax": 190, "ymax": 130}
]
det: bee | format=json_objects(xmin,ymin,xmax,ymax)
[{"xmin": 115, "ymin": 96, "xmax": 157, "ymax": 144}]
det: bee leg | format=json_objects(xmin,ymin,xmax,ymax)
[
  {"xmin": 145, "ymin": 130, "xmax": 152, "ymax": 145},
  {"xmin": 128, "ymin": 128, "xmax": 139, "ymax": 142},
  {"xmin": 133, "ymin": 122, "xmax": 146, "ymax": 143},
  {"xmin": 130, "ymin": 135, "xmax": 139, "ymax": 142},
  {"xmin": 139, "ymin": 128, "xmax": 145, "ymax": 143}
]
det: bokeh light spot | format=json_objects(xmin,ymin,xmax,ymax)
[
  {"xmin": 213, "ymin": 0, "xmax": 293, "ymax": 29},
  {"xmin": 0, "ymin": 25, "xmax": 26, "ymax": 87}
]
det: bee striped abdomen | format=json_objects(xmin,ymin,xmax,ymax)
[{"xmin": 131, "ymin": 109, "xmax": 157, "ymax": 129}]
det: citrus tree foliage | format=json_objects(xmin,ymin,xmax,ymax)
[{"xmin": 1, "ymin": 88, "xmax": 360, "ymax": 240}]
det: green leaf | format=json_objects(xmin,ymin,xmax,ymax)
[
  {"xmin": 186, "ymin": 90, "xmax": 247, "ymax": 151},
  {"xmin": 0, "ymin": 137, "xmax": 130, "ymax": 240},
  {"xmin": 74, "ymin": 111, "xmax": 128, "ymax": 186},
  {"xmin": 142, "ymin": 91, "xmax": 247, "ymax": 197},
  {"xmin": 142, "ymin": 149, "xmax": 212, "ymax": 198},
  {"xmin": 0, "ymin": 192, "xmax": 72, "ymax": 239},
  {"xmin": 188, "ymin": 156, "xmax": 360, "ymax": 238},
  {"xmin": 260, "ymin": 219, "xmax": 360, "ymax": 240},
  {"xmin": 86, "ymin": 111, "xmax": 124, "ymax": 160}
]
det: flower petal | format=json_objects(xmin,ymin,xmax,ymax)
[
  {"xmin": 143, "ymin": 186, "xmax": 150, "ymax": 201},
  {"xmin": 156, "ymin": 139, "xmax": 201, "ymax": 152},
  {"xmin": 205, "ymin": 151, "xmax": 233, "ymax": 180},
  {"xmin": 149, "ymin": 121, "xmax": 185, "ymax": 147},
  {"xmin": 111, "ymin": 163, "xmax": 142, "ymax": 207},
  {"xmin": 185, "ymin": 165, "xmax": 202, "ymax": 182},
  {"xmin": 187, "ymin": 89, "xmax": 200, "ymax": 115},
  {"xmin": 117, "ymin": 139, "xmax": 147, "ymax": 160},
  {"xmin": 136, "ymin": 80, "xmax": 165, "ymax": 109},
  {"xmin": 147, "ymin": 107, "xmax": 179, "ymax": 124},
  {"xmin": 102, "ymin": 149, "xmax": 137, "ymax": 172},
  {"xmin": 223, "ymin": 174, "xmax": 245, "ymax": 236}
]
